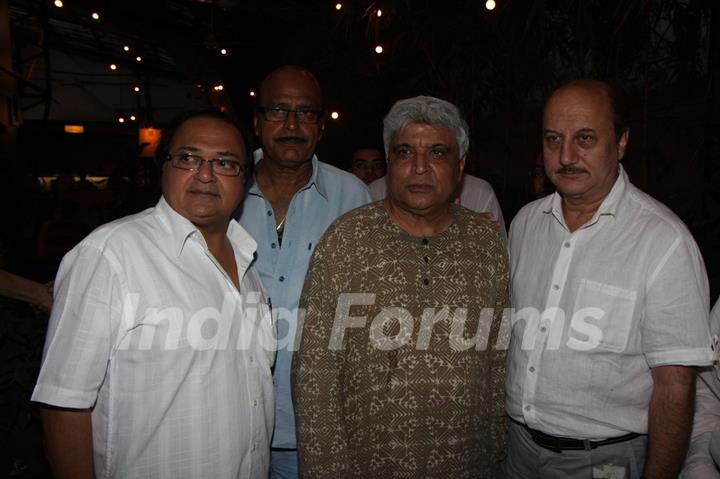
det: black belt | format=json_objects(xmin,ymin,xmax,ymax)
[{"xmin": 520, "ymin": 421, "xmax": 643, "ymax": 453}]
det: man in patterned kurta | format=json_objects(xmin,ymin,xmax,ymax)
[{"xmin": 293, "ymin": 96, "xmax": 509, "ymax": 478}]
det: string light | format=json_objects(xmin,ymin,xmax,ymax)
[
  {"xmin": 374, "ymin": 45, "xmax": 383, "ymax": 54},
  {"xmin": 135, "ymin": 56, "xmax": 142, "ymax": 62},
  {"xmin": 377, "ymin": 9, "xmax": 382, "ymax": 17},
  {"xmin": 91, "ymin": 12, "xmax": 100, "ymax": 21},
  {"xmin": 118, "ymin": 117, "xmax": 125, "ymax": 123},
  {"xmin": 130, "ymin": 115, "xmax": 136, "ymax": 121},
  {"xmin": 123, "ymin": 45, "xmax": 130, "ymax": 52},
  {"xmin": 213, "ymin": 85, "xmax": 224, "ymax": 91},
  {"xmin": 249, "ymin": 91, "xmax": 256, "ymax": 97},
  {"xmin": 485, "ymin": 0, "xmax": 496, "ymax": 10},
  {"xmin": 109, "ymin": 63, "xmax": 117, "ymax": 71},
  {"xmin": 53, "ymin": 0, "xmax": 63, "ymax": 7},
  {"xmin": 220, "ymin": 48, "xmax": 228, "ymax": 55},
  {"xmin": 133, "ymin": 86, "xmax": 141, "ymax": 92},
  {"xmin": 330, "ymin": 111, "xmax": 340, "ymax": 120},
  {"xmin": 335, "ymin": 3, "xmax": 342, "ymax": 10}
]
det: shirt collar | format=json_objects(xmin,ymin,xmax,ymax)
[
  {"xmin": 247, "ymin": 148, "xmax": 328, "ymax": 199},
  {"xmin": 542, "ymin": 164, "xmax": 629, "ymax": 227},
  {"xmin": 156, "ymin": 196, "xmax": 257, "ymax": 262}
]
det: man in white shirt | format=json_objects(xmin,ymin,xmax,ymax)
[
  {"xmin": 32, "ymin": 112, "xmax": 275, "ymax": 479},
  {"xmin": 501, "ymin": 80, "xmax": 713, "ymax": 479}
]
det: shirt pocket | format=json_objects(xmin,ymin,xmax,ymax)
[{"xmin": 571, "ymin": 279, "xmax": 638, "ymax": 353}]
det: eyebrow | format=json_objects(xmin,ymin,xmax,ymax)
[{"xmin": 175, "ymin": 146, "xmax": 241, "ymax": 158}]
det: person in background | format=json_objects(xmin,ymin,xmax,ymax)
[
  {"xmin": 349, "ymin": 145, "xmax": 386, "ymax": 185},
  {"xmin": 0, "ymin": 270, "xmax": 52, "ymax": 313},
  {"xmin": 237, "ymin": 65, "xmax": 372, "ymax": 479},
  {"xmin": 681, "ymin": 298, "xmax": 720, "ymax": 479}
]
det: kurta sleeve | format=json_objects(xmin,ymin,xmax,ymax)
[{"xmin": 292, "ymin": 224, "xmax": 352, "ymax": 478}]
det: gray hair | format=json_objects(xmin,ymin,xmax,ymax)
[{"xmin": 383, "ymin": 95, "xmax": 470, "ymax": 158}]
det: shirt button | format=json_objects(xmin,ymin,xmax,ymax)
[
  {"xmin": 266, "ymin": 211, "xmax": 272, "ymax": 216},
  {"xmin": 249, "ymin": 357, "xmax": 254, "ymax": 363},
  {"xmin": 279, "ymin": 276, "xmax": 285, "ymax": 282},
  {"xmin": 552, "ymin": 284, "xmax": 560, "ymax": 291},
  {"xmin": 423, "ymin": 278, "xmax": 429, "ymax": 286},
  {"xmin": 423, "ymin": 256, "xmax": 429, "ymax": 263},
  {"xmin": 529, "ymin": 366, "xmax": 535, "ymax": 373},
  {"xmin": 540, "ymin": 326, "xmax": 547, "ymax": 333},
  {"xmin": 564, "ymin": 241, "xmax": 571, "ymax": 248},
  {"xmin": 422, "ymin": 238, "xmax": 428, "ymax": 245},
  {"xmin": 524, "ymin": 405, "xmax": 531, "ymax": 412},
  {"xmin": 271, "ymin": 243, "xmax": 276, "ymax": 249},
  {"xmin": 253, "ymin": 400, "xmax": 258, "ymax": 407}
]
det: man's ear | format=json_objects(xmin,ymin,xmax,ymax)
[
  {"xmin": 253, "ymin": 115, "xmax": 259, "ymax": 138},
  {"xmin": 458, "ymin": 155, "xmax": 467, "ymax": 180},
  {"xmin": 617, "ymin": 128, "xmax": 629, "ymax": 160}
]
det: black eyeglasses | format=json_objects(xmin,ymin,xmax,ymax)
[
  {"xmin": 257, "ymin": 106, "xmax": 323, "ymax": 124},
  {"xmin": 167, "ymin": 153, "xmax": 248, "ymax": 177}
]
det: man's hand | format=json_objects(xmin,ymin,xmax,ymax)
[
  {"xmin": 644, "ymin": 365, "xmax": 696, "ymax": 479},
  {"xmin": 40, "ymin": 406, "xmax": 95, "ymax": 479}
]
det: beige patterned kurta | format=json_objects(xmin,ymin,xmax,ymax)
[{"xmin": 293, "ymin": 201, "xmax": 509, "ymax": 478}]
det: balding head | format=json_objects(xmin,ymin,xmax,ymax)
[
  {"xmin": 545, "ymin": 80, "xmax": 627, "ymax": 141},
  {"xmin": 258, "ymin": 65, "xmax": 323, "ymax": 108}
]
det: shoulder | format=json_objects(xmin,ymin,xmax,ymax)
[
  {"xmin": 462, "ymin": 174, "xmax": 494, "ymax": 193},
  {"xmin": 314, "ymin": 202, "xmax": 385, "ymax": 250},
  {"xmin": 623, "ymin": 183, "xmax": 693, "ymax": 239},
  {"xmin": 455, "ymin": 206, "xmax": 506, "ymax": 253}
]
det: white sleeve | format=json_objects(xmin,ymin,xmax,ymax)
[{"xmin": 32, "ymin": 243, "xmax": 125, "ymax": 409}]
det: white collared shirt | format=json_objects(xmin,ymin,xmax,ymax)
[
  {"xmin": 507, "ymin": 165, "xmax": 712, "ymax": 439},
  {"xmin": 32, "ymin": 197, "xmax": 275, "ymax": 478}
]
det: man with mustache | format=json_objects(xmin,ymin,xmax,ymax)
[
  {"xmin": 500, "ymin": 80, "xmax": 713, "ymax": 478},
  {"xmin": 293, "ymin": 96, "xmax": 509, "ymax": 477},
  {"xmin": 237, "ymin": 65, "xmax": 372, "ymax": 479},
  {"xmin": 32, "ymin": 111, "xmax": 275, "ymax": 478}
]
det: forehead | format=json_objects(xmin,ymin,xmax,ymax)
[
  {"xmin": 393, "ymin": 122, "xmax": 457, "ymax": 146},
  {"xmin": 260, "ymin": 70, "xmax": 322, "ymax": 107},
  {"xmin": 170, "ymin": 117, "xmax": 245, "ymax": 153},
  {"xmin": 543, "ymin": 85, "xmax": 613, "ymax": 131}
]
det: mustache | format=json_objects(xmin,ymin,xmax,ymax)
[
  {"xmin": 275, "ymin": 135, "xmax": 308, "ymax": 144},
  {"xmin": 556, "ymin": 165, "xmax": 588, "ymax": 174}
]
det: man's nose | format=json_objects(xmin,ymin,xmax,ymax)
[{"xmin": 195, "ymin": 159, "xmax": 217, "ymax": 182}]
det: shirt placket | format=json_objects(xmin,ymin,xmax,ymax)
[{"xmin": 522, "ymin": 232, "xmax": 578, "ymax": 427}]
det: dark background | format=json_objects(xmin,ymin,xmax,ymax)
[{"xmin": 1, "ymin": 0, "xmax": 719, "ymax": 476}]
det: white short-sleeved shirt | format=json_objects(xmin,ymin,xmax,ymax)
[
  {"xmin": 368, "ymin": 173, "xmax": 506, "ymax": 235},
  {"xmin": 507, "ymin": 165, "xmax": 712, "ymax": 440},
  {"xmin": 32, "ymin": 197, "xmax": 275, "ymax": 479}
]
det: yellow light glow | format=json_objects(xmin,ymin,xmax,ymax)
[
  {"xmin": 485, "ymin": 0, "xmax": 496, "ymax": 10},
  {"xmin": 54, "ymin": 0, "xmax": 63, "ymax": 7},
  {"xmin": 64, "ymin": 125, "xmax": 84, "ymax": 134},
  {"xmin": 135, "ymin": 56, "xmax": 142, "ymax": 62},
  {"xmin": 249, "ymin": 91, "xmax": 256, "ymax": 97},
  {"xmin": 375, "ymin": 45, "xmax": 383, "ymax": 54},
  {"xmin": 133, "ymin": 86, "xmax": 140, "ymax": 92},
  {"xmin": 118, "ymin": 117, "xmax": 125, "ymax": 124},
  {"xmin": 377, "ymin": 9, "xmax": 382, "ymax": 17},
  {"xmin": 213, "ymin": 85, "xmax": 224, "ymax": 91},
  {"xmin": 330, "ymin": 111, "xmax": 340, "ymax": 120},
  {"xmin": 109, "ymin": 63, "xmax": 117, "ymax": 71},
  {"xmin": 91, "ymin": 12, "xmax": 100, "ymax": 21},
  {"xmin": 335, "ymin": 3, "xmax": 342, "ymax": 10},
  {"xmin": 220, "ymin": 48, "xmax": 228, "ymax": 55},
  {"xmin": 130, "ymin": 115, "xmax": 136, "ymax": 121},
  {"xmin": 123, "ymin": 45, "xmax": 130, "ymax": 52}
]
